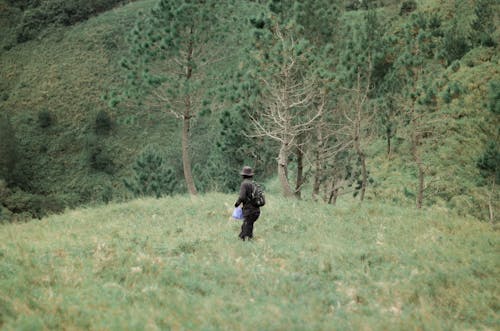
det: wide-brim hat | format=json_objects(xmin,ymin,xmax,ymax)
[{"xmin": 240, "ymin": 166, "xmax": 254, "ymax": 176}]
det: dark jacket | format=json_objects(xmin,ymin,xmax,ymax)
[{"xmin": 235, "ymin": 179, "xmax": 260, "ymax": 214}]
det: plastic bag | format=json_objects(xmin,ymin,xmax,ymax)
[{"xmin": 232, "ymin": 206, "xmax": 243, "ymax": 220}]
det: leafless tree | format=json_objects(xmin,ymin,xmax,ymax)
[{"xmin": 248, "ymin": 25, "xmax": 324, "ymax": 197}]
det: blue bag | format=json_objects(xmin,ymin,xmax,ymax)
[{"xmin": 232, "ymin": 206, "xmax": 243, "ymax": 220}]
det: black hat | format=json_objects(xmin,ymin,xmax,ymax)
[{"xmin": 240, "ymin": 166, "xmax": 254, "ymax": 176}]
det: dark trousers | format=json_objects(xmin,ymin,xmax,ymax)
[{"xmin": 239, "ymin": 210, "xmax": 260, "ymax": 240}]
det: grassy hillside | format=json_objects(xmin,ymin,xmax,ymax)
[
  {"xmin": 0, "ymin": 0, "xmax": 176, "ymax": 207},
  {"xmin": 0, "ymin": 193, "xmax": 497, "ymax": 330}
]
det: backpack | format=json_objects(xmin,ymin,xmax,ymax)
[{"xmin": 250, "ymin": 181, "xmax": 266, "ymax": 207}]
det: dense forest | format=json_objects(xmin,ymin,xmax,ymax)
[{"xmin": 0, "ymin": 0, "xmax": 498, "ymax": 222}]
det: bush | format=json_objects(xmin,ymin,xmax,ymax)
[
  {"xmin": 16, "ymin": 7, "xmax": 47, "ymax": 43},
  {"xmin": 5, "ymin": 0, "xmax": 40, "ymax": 11},
  {"xmin": 477, "ymin": 141, "xmax": 500, "ymax": 184},
  {"xmin": 0, "ymin": 114, "xmax": 18, "ymax": 183},
  {"xmin": 488, "ymin": 80, "xmax": 500, "ymax": 115},
  {"xmin": 442, "ymin": 33, "xmax": 470, "ymax": 65},
  {"xmin": 95, "ymin": 110, "xmax": 112, "ymax": 135},
  {"xmin": 0, "ymin": 180, "xmax": 65, "ymax": 220},
  {"xmin": 86, "ymin": 135, "xmax": 114, "ymax": 174},
  {"xmin": 38, "ymin": 109, "xmax": 53, "ymax": 128},
  {"xmin": 124, "ymin": 145, "xmax": 178, "ymax": 198},
  {"xmin": 16, "ymin": 0, "xmax": 132, "ymax": 43},
  {"xmin": 471, "ymin": 0, "xmax": 496, "ymax": 47},
  {"xmin": 400, "ymin": 0, "xmax": 416, "ymax": 15}
]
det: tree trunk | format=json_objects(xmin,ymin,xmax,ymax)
[
  {"xmin": 359, "ymin": 153, "xmax": 367, "ymax": 202},
  {"xmin": 411, "ymin": 130, "xmax": 424, "ymax": 209},
  {"xmin": 328, "ymin": 182, "xmax": 339, "ymax": 205},
  {"xmin": 386, "ymin": 126, "xmax": 392, "ymax": 156},
  {"xmin": 181, "ymin": 31, "xmax": 197, "ymax": 196},
  {"xmin": 354, "ymin": 124, "xmax": 367, "ymax": 202},
  {"xmin": 353, "ymin": 69, "xmax": 368, "ymax": 203},
  {"xmin": 488, "ymin": 177, "xmax": 495, "ymax": 224},
  {"xmin": 278, "ymin": 142, "xmax": 294, "ymax": 197},
  {"xmin": 312, "ymin": 125, "xmax": 323, "ymax": 201},
  {"xmin": 417, "ymin": 162, "xmax": 424, "ymax": 209},
  {"xmin": 295, "ymin": 138, "xmax": 304, "ymax": 199},
  {"xmin": 182, "ymin": 108, "xmax": 197, "ymax": 196}
]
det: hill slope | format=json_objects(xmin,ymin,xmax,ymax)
[
  {"xmin": 0, "ymin": 0, "xmax": 498, "ymax": 222},
  {"xmin": 0, "ymin": 0, "xmax": 171, "ymax": 210},
  {"xmin": 0, "ymin": 194, "xmax": 497, "ymax": 330}
]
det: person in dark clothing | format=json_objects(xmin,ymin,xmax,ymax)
[{"xmin": 235, "ymin": 166, "xmax": 261, "ymax": 241}]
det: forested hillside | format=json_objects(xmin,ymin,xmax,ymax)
[{"xmin": 0, "ymin": 0, "xmax": 498, "ymax": 222}]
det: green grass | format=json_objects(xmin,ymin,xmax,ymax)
[{"xmin": 0, "ymin": 193, "xmax": 498, "ymax": 330}]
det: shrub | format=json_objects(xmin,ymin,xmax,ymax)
[
  {"xmin": 16, "ymin": 7, "xmax": 47, "ymax": 43},
  {"xmin": 0, "ymin": 114, "xmax": 17, "ymax": 183},
  {"xmin": 442, "ymin": 33, "xmax": 470, "ymax": 65},
  {"xmin": 124, "ymin": 145, "xmax": 178, "ymax": 198},
  {"xmin": 38, "ymin": 109, "xmax": 53, "ymax": 128},
  {"xmin": 471, "ymin": 0, "xmax": 496, "ymax": 47},
  {"xmin": 1, "ymin": 187, "xmax": 65, "ymax": 220},
  {"xmin": 5, "ymin": 0, "xmax": 40, "ymax": 11},
  {"xmin": 15, "ymin": 0, "xmax": 132, "ymax": 43},
  {"xmin": 477, "ymin": 141, "xmax": 500, "ymax": 184},
  {"xmin": 95, "ymin": 110, "xmax": 112, "ymax": 135},
  {"xmin": 86, "ymin": 135, "xmax": 114, "ymax": 174},
  {"xmin": 400, "ymin": 0, "xmax": 416, "ymax": 15},
  {"xmin": 488, "ymin": 80, "xmax": 500, "ymax": 115}
]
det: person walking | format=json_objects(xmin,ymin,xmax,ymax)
[{"xmin": 235, "ymin": 166, "xmax": 261, "ymax": 241}]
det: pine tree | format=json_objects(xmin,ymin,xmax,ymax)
[
  {"xmin": 124, "ymin": 145, "xmax": 178, "ymax": 198},
  {"xmin": 393, "ymin": 12, "xmax": 443, "ymax": 209},
  {"xmin": 335, "ymin": 9, "xmax": 385, "ymax": 201},
  {"xmin": 476, "ymin": 81, "xmax": 500, "ymax": 223},
  {"xmin": 477, "ymin": 141, "xmax": 499, "ymax": 223},
  {"xmin": 471, "ymin": 0, "xmax": 497, "ymax": 47},
  {"xmin": 116, "ymin": 0, "xmax": 234, "ymax": 195}
]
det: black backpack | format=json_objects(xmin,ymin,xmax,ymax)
[{"xmin": 250, "ymin": 181, "xmax": 266, "ymax": 207}]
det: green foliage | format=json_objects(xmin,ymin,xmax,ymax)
[
  {"xmin": 0, "ymin": 114, "xmax": 18, "ymax": 183},
  {"xmin": 441, "ymin": 18, "xmax": 471, "ymax": 65},
  {"xmin": 338, "ymin": 8, "xmax": 388, "ymax": 90},
  {"xmin": 37, "ymin": 109, "xmax": 53, "ymax": 128},
  {"xmin": 295, "ymin": 0, "xmax": 341, "ymax": 46},
  {"xmin": 196, "ymin": 110, "xmax": 252, "ymax": 192},
  {"xmin": 0, "ymin": 0, "xmax": 498, "ymax": 220},
  {"xmin": 399, "ymin": 0, "xmax": 416, "ymax": 16},
  {"xmin": 488, "ymin": 80, "xmax": 500, "ymax": 115},
  {"xmin": 440, "ymin": 81, "xmax": 463, "ymax": 104},
  {"xmin": 477, "ymin": 141, "xmax": 499, "ymax": 183},
  {"xmin": 1, "ymin": 188, "xmax": 65, "ymax": 219},
  {"xmin": 116, "ymin": 0, "xmax": 241, "ymax": 195},
  {"xmin": 94, "ymin": 110, "xmax": 112, "ymax": 135},
  {"xmin": 474, "ymin": 81, "xmax": 499, "ymax": 187},
  {"xmin": 5, "ymin": 0, "xmax": 40, "ymax": 11},
  {"xmin": 15, "ymin": 0, "xmax": 132, "ymax": 42},
  {"xmin": 86, "ymin": 134, "xmax": 114, "ymax": 174},
  {"xmin": 471, "ymin": 0, "xmax": 497, "ymax": 47},
  {"xmin": 0, "ymin": 179, "xmax": 65, "ymax": 221},
  {"xmin": 118, "ymin": 0, "xmax": 231, "ymax": 107},
  {"xmin": 0, "ymin": 195, "xmax": 497, "ymax": 329},
  {"xmin": 124, "ymin": 145, "xmax": 177, "ymax": 198}
]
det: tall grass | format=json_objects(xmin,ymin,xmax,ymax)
[{"xmin": 0, "ymin": 193, "xmax": 498, "ymax": 330}]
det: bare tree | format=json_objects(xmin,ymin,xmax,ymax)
[
  {"xmin": 341, "ymin": 68, "xmax": 376, "ymax": 202},
  {"xmin": 247, "ymin": 24, "xmax": 324, "ymax": 197}
]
